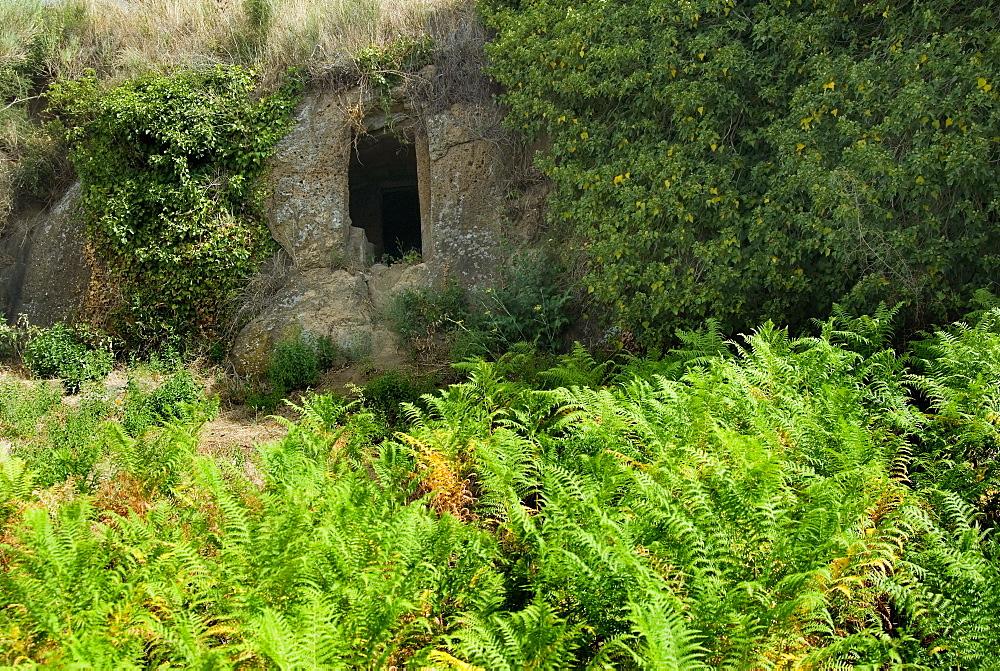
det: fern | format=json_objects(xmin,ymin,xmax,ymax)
[
  {"xmin": 453, "ymin": 597, "xmax": 586, "ymax": 671},
  {"xmin": 3, "ymin": 309, "xmax": 1000, "ymax": 666},
  {"xmin": 539, "ymin": 341, "xmax": 613, "ymax": 389}
]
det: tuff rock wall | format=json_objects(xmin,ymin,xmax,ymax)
[{"xmin": 2, "ymin": 77, "xmax": 531, "ymax": 371}]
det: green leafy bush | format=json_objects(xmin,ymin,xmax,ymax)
[
  {"xmin": 21, "ymin": 323, "xmax": 82, "ymax": 379},
  {"xmin": 29, "ymin": 394, "xmax": 114, "ymax": 492},
  {"xmin": 313, "ymin": 335, "xmax": 339, "ymax": 371},
  {"xmin": 482, "ymin": 0, "xmax": 1000, "ymax": 345},
  {"xmin": 121, "ymin": 365, "xmax": 213, "ymax": 437},
  {"xmin": 267, "ymin": 331, "xmax": 323, "ymax": 395},
  {"xmin": 22, "ymin": 323, "xmax": 113, "ymax": 393},
  {"xmin": 362, "ymin": 369, "xmax": 430, "ymax": 428},
  {"xmin": 468, "ymin": 251, "xmax": 572, "ymax": 356},
  {"xmin": 386, "ymin": 280, "xmax": 470, "ymax": 346},
  {"xmin": 387, "ymin": 256, "xmax": 571, "ymax": 362},
  {"xmin": 244, "ymin": 331, "xmax": 340, "ymax": 411},
  {"xmin": 47, "ymin": 65, "xmax": 300, "ymax": 344}
]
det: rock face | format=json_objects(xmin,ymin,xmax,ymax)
[
  {"xmin": 229, "ymin": 83, "xmax": 517, "ymax": 374},
  {"xmin": 0, "ymin": 183, "xmax": 90, "ymax": 326},
  {"xmin": 262, "ymin": 86, "xmax": 510, "ymax": 278},
  {"xmin": 229, "ymin": 263, "xmax": 432, "ymax": 375},
  {"xmin": 1, "ymin": 78, "xmax": 526, "ymax": 373},
  {"xmin": 265, "ymin": 94, "xmax": 353, "ymax": 271}
]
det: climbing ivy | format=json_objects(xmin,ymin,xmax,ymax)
[
  {"xmin": 482, "ymin": 0, "xmax": 1000, "ymax": 345},
  {"xmin": 48, "ymin": 66, "xmax": 300, "ymax": 343}
]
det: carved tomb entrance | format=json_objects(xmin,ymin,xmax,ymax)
[{"xmin": 348, "ymin": 130, "xmax": 426, "ymax": 262}]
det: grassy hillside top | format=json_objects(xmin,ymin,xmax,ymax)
[{"xmin": 1, "ymin": 0, "xmax": 470, "ymax": 86}]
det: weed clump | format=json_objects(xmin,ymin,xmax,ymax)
[
  {"xmin": 121, "ymin": 365, "xmax": 213, "ymax": 437},
  {"xmin": 242, "ymin": 330, "xmax": 339, "ymax": 411},
  {"xmin": 386, "ymin": 251, "xmax": 572, "ymax": 362},
  {"xmin": 22, "ymin": 322, "xmax": 113, "ymax": 393},
  {"xmin": 386, "ymin": 280, "xmax": 469, "ymax": 347},
  {"xmin": 362, "ymin": 369, "xmax": 431, "ymax": 429}
]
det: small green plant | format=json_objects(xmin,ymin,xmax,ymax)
[
  {"xmin": 362, "ymin": 370, "xmax": 430, "ymax": 429},
  {"xmin": 383, "ymin": 248, "xmax": 423, "ymax": 266},
  {"xmin": 267, "ymin": 332, "xmax": 319, "ymax": 395},
  {"xmin": 386, "ymin": 256, "xmax": 573, "ymax": 363},
  {"xmin": 385, "ymin": 280, "xmax": 470, "ymax": 356},
  {"xmin": 313, "ymin": 335, "xmax": 339, "ymax": 371},
  {"xmin": 19, "ymin": 392, "xmax": 115, "ymax": 492},
  {"xmin": 447, "ymin": 251, "xmax": 573, "ymax": 362},
  {"xmin": 22, "ymin": 323, "xmax": 113, "ymax": 393},
  {"xmin": 0, "ymin": 377, "xmax": 64, "ymax": 439},
  {"xmin": 474, "ymin": 251, "xmax": 572, "ymax": 354},
  {"xmin": 245, "ymin": 386, "xmax": 286, "ymax": 413},
  {"xmin": 121, "ymin": 366, "xmax": 211, "ymax": 437},
  {"xmin": 262, "ymin": 330, "xmax": 339, "ymax": 403}
]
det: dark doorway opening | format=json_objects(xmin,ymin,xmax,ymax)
[{"xmin": 348, "ymin": 131, "xmax": 422, "ymax": 261}]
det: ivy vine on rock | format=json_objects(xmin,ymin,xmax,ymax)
[{"xmin": 48, "ymin": 65, "xmax": 300, "ymax": 344}]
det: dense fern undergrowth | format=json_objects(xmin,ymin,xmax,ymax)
[{"xmin": 2, "ymin": 307, "xmax": 1000, "ymax": 667}]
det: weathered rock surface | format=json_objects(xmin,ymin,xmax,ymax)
[
  {"xmin": 229, "ymin": 262, "xmax": 433, "ymax": 375},
  {"xmin": 230, "ymin": 87, "xmax": 518, "ymax": 372},
  {"xmin": 265, "ymin": 92, "xmax": 353, "ymax": 270},
  {"xmin": 423, "ymin": 103, "xmax": 508, "ymax": 283},
  {"xmin": 0, "ymin": 183, "xmax": 90, "ymax": 325}
]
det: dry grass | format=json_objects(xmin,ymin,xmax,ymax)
[{"xmin": 1, "ymin": 0, "xmax": 472, "ymax": 86}]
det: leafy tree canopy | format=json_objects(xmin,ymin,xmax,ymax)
[{"xmin": 482, "ymin": 0, "xmax": 1000, "ymax": 345}]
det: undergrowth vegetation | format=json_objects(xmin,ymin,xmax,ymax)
[
  {"xmin": 387, "ymin": 251, "xmax": 573, "ymax": 361},
  {"xmin": 2, "ymin": 307, "xmax": 999, "ymax": 666}
]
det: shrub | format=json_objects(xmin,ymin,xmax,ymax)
[
  {"xmin": 313, "ymin": 335, "xmax": 338, "ymax": 371},
  {"xmin": 386, "ymin": 258, "xmax": 573, "ymax": 363},
  {"xmin": 268, "ymin": 336, "xmax": 318, "ymax": 395},
  {"xmin": 29, "ymin": 393, "xmax": 114, "ymax": 492},
  {"xmin": 482, "ymin": 0, "xmax": 1000, "ymax": 345},
  {"xmin": 265, "ymin": 330, "xmax": 339, "ymax": 399},
  {"xmin": 22, "ymin": 323, "xmax": 113, "ymax": 393},
  {"xmin": 362, "ymin": 370, "xmax": 430, "ymax": 428},
  {"xmin": 386, "ymin": 280, "xmax": 470, "ymax": 347},
  {"xmin": 0, "ymin": 378, "xmax": 63, "ymax": 439},
  {"xmin": 471, "ymin": 251, "xmax": 572, "ymax": 355}
]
